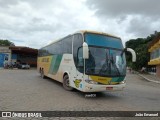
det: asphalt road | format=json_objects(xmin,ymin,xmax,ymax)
[{"xmin": 0, "ymin": 69, "xmax": 160, "ymax": 119}]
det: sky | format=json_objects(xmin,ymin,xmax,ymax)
[{"xmin": 0, "ymin": 0, "xmax": 160, "ymax": 49}]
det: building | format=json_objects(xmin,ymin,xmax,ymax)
[
  {"xmin": 148, "ymin": 34, "xmax": 160, "ymax": 77},
  {"xmin": 0, "ymin": 46, "xmax": 38, "ymax": 68}
]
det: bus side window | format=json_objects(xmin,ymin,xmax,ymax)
[
  {"xmin": 62, "ymin": 36, "xmax": 72, "ymax": 54},
  {"xmin": 73, "ymin": 34, "xmax": 83, "ymax": 65},
  {"xmin": 77, "ymin": 47, "xmax": 83, "ymax": 67},
  {"xmin": 73, "ymin": 34, "xmax": 83, "ymax": 72}
]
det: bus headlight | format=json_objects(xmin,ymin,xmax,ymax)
[
  {"xmin": 120, "ymin": 80, "xmax": 126, "ymax": 84},
  {"xmin": 85, "ymin": 80, "xmax": 98, "ymax": 84}
]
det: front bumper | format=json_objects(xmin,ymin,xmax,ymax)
[{"xmin": 83, "ymin": 82, "xmax": 126, "ymax": 92}]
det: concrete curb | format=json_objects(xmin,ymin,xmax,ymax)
[{"xmin": 138, "ymin": 74, "xmax": 160, "ymax": 84}]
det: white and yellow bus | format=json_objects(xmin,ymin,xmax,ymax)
[{"xmin": 37, "ymin": 30, "xmax": 136, "ymax": 92}]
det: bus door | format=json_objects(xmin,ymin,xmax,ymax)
[{"xmin": 72, "ymin": 34, "xmax": 84, "ymax": 89}]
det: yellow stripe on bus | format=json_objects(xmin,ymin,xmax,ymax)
[{"xmin": 90, "ymin": 76, "xmax": 112, "ymax": 84}]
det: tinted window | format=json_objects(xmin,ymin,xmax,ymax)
[
  {"xmin": 62, "ymin": 36, "xmax": 72, "ymax": 54},
  {"xmin": 85, "ymin": 33, "xmax": 123, "ymax": 49},
  {"xmin": 38, "ymin": 35, "xmax": 73, "ymax": 57},
  {"xmin": 73, "ymin": 34, "xmax": 83, "ymax": 71}
]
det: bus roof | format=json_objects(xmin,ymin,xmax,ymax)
[
  {"xmin": 79, "ymin": 30, "xmax": 121, "ymax": 39},
  {"xmin": 41, "ymin": 30, "xmax": 121, "ymax": 49}
]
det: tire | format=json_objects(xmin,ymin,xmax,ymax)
[
  {"xmin": 40, "ymin": 69, "xmax": 46, "ymax": 79},
  {"xmin": 63, "ymin": 75, "xmax": 73, "ymax": 91}
]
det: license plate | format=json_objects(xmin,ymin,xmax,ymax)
[{"xmin": 106, "ymin": 87, "xmax": 113, "ymax": 90}]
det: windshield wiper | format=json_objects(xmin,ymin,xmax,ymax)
[
  {"xmin": 110, "ymin": 56, "xmax": 120, "ymax": 76},
  {"xmin": 99, "ymin": 58, "xmax": 110, "ymax": 75}
]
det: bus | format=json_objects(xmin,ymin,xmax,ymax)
[{"xmin": 37, "ymin": 30, "xmax": 136, "ymax": 92}]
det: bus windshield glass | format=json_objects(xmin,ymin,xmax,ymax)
[{"xmin": 85, "ymin": 33, "xmax": 126, "ymax": 77}]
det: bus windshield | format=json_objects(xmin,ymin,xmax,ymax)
[{"xmin": 85, "ymin": 33, "xmax": 126, "ymax": 77}]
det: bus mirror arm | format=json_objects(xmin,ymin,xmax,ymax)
[
  {"xmin": 83, "ymin": 42, "xmax": 89, "ymax": 59},
  {"xmin": 126, "ymin": 48, "xmax": 136, "ymax": 62}
]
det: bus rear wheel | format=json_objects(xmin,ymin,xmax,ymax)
[{"xmin": 63, "ymin": 75, "xmax": 73, "ymax": 91}]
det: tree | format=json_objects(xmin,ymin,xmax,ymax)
[
  {"xmin": 0, "ymin": 39, "xmax": 15, "ymax": 46},
  {"xmin": 125, "ymin": 32, "xmax": 159, "ymax": 70}
]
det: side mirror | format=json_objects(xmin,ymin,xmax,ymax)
[
  {"xmin": 83, "ymin": 42, "xmax": 89, "ymax": 59},
  {"xmin": 126, "ymin": 48, "xmax": 136, "ymax": 62}
]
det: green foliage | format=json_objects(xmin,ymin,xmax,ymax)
[
  {"xmin": 125, "ymin": 32, "xmax": 159, "ymax": 70},
  {"xmin": 0, "ymin": 39, "xmax": 15, "ymax": 46}
]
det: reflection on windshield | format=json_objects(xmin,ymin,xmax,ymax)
[{"xmin": 85, "ymin": 47, "xmax": 126, "ymax": 77}]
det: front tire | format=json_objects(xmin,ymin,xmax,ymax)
[{"xmin": 63, "ymin": 75, "xmax": 73, "ymax": 91}]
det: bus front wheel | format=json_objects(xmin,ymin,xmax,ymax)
[{"xmin": 63, "ymin": 75, "xmax": 73, "ymax": 91}]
